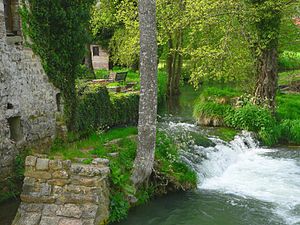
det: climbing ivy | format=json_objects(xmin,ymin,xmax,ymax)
[{"xmin": 20, "ymin": 0, "xmax": 94, "ymax": 131}]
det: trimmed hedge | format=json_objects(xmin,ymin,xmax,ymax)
[{"xmin": 77, "ymin": 86, "xmax": 139, "ymax": 136}]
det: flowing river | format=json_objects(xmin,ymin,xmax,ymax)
[{"xmin": 115, "ymin": 86, "xmax": 300, "ymax": 225}]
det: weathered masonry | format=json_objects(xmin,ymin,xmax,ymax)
[
  {"xmin": 0, "ymin": 0, "xmax": 59, "ymax": 190},
  {"xmin": 12, "ymin": 156, "xmax": 110, "ymax": 225}
]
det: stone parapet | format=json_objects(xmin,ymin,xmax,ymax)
[{"xmin": 12, "ymin": 156, "xmax": 110, "ymax": 225}]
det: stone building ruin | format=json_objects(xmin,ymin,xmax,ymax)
[{"xmin": 0, "ymin": 0, "xmax": 59, "ymax": 191}]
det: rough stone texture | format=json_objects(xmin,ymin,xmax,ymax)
[
  {"xmin": 0, "ymin": 0, "xmax": 59, "ymax": 188},
  {"xmin": 13, "ymin": 156, "xmax": 110, "ymax": 225}
]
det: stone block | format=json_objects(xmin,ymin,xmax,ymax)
[
  {"xmin": 21, "ymin": 194, "xmax": 56, "ymax": 204},
  {"xmin": 56, "ymin": 204, "xmax": 82, "ymax": 218},
  {"xmin": 49, "ymin": 160, "xmax": 63, "ymax": 170},
  {"xmin": 71, "ymin": 164, "xmax": 110, "ymax": 177},
  {"xmin": 48, "ymin": 179, "xmax": 70, "ymax": 186},
  {"xmin": 40, "ymin": 216, "xmax": 60, "ymax": 225},
  {"xmin": 63, "ymin": 160, "xmax": 72, "ymax": 170},
  {"xmin": 25, "ymin": 156, "xmax": 37, "ymax": 167},
  {"xmin": 52, "ymin": 170, "xmax": 69, "ymax": 179},
  {"xmin": 81, "ymin": 204, "xmax": 98, "ymax": 219},
  {"xmin": 40, "ymin": 183, "xmax": 51, "ymax": 196},
  {"xmin": 13, "ymin": 212, "xmax": 41, "ymax": 225},
  {"xmin": 19, "ymin": 203, "xmax": 43, "ymax": 213},
  {"xmin": 43, "ymin": 204, "xmax": 59, "ymax": 216},
  {"xmin": 36, "ymin": 158, "xmax": 49, "ymax": 171},
  {"xmin": 59, "ymin": 218, "xmax": 83, "ymax": 225},
  {"xmin": 24, "ymin": 171, "xmax": 52, "ymax": 180},
  {"xmin": 72, "ymin": 176, "xmax": 100, "ymax": 187}
]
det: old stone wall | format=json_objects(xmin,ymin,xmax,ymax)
[
  {"xmin": 0, "ymin": 0, "xmax": 59, "ymax": 190},
  {"xmin": 13, "ymin": 156, "xmax": 110, "ymax": 225}
]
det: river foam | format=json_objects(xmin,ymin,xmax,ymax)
[
  {"xmin": 199, "ymin": 132, "xmax": 300, "ymax": 225},
  {"xmin": 163, "ymin": 122, "xmax": 300, "ymax": 225}
]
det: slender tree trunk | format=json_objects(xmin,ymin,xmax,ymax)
[
  {"xmin": 131, "ymin": 0, "xmax": 158, "ymax": 187},
  {"xmin": 167, "ymin": 38, "xmax": 174, "ymax": 97},
  {"xmin": 167, "ymin": 31, "xmax": 183, "ymax": 98},
  {"xmin": 254, "ymin": 47, "xmax": 278, "ymax": 110}
]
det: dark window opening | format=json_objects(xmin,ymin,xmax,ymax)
[
  {"xmin": 7, "ymin": 103, "xmax": 13, "ymax": 109},
  {"xmin": 4, "ymin": 0, "xmax": 21, "ymax": 36},
  {"xmin": 8, "ymin": 116, "xmax": 23, "ymax": 142},
  {"xmin": 56, "ymin": 93, "xmax": 61, "ymax": 112},
  {"xmin": 92, "ymin": 46, "xmax": 100, "ymax": 56}
]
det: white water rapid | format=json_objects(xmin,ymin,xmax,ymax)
[{"xmin": 163, "ymin": 122, "xmax": 300, "ymax": 225}]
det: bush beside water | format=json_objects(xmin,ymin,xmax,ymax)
[{"xmin": 194, "ymin": 87, "xmax": 300, "ymax": 146}]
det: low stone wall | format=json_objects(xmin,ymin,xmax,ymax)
[{"xmin": 12, "ymin": 156, "xmax": 110, "ymax": 225}]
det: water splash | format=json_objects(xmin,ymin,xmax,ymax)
[{"xmin": 162, "ymin": 121, "xmax": 300, "ymax": 225}]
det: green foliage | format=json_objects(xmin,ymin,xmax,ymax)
[
  {"xmin": 199, "ymin": 86, "xmax": 242, "ymax": 98},
  {"xmin": 278, "ymin": 70, "xmax": 300, "ymax": 86},
  {"xmin": 0, "ymin": 149, "xmax": 30, "ymax": 202},
  {"xmin": 193, "ymin": 86, "xmax": 240, "ymax": 122},
  {"xmin": 110, "ymin": 93, "xmax": 139, "ymax": 126},
  {"xmin": 224, "ymin": 104, "xmax": 276, "ymax": 132},
  {"xmin": 77, "ymin": 86, "xmax": 113, "ymax": 135},
  {"xmin": 95, "ymin": 69, "xmax": 109, "ymax": 79},
  {"xmin": 277, "ymin": 93, "xmax": 300, "ymax": 120},
  {"xmin": 279, "ymin": 120, "xmax": 300, "ymax": 145},
  {"xmin": 155, "ymin": 132, "xmax": 197, "ymax": 187},
  {"xmin": 76, "ymin": 85, "xmax": 139, "ymax": 136},
  {"xmin": 278, "ymin": 51, "xmax": 300, "ymax": 71},
  {"xmin": 109, "ymin": 192, "xmax": 130, "ymax": 223},
  {"xmin": 209, "ymin": 127, "xmax": 239, "ymax": 142},
  {"xmin": 49, "ymin": 127, "xmax": 196, "ymax": 223},
  {"xmin": 194, "ymin": 102, "xmax": 232, "ymax": 119},
  {"xmin": 20, "ymin": 0, "xmax": 94, "ymax": 130}
]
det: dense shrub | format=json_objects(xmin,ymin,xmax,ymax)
[
  {"xmin": 224, "ymin": 104, "xmax": 276, "ymax": 132},
  {"xmin": 110, "ymin": 93, "xmax": 139, "ymax": 126},
  {"xmin": 194, "ymin": 101, "xmax": 232, "ymax": 119},
  {"xmin": 76, "ymin": 86, "xmax": 139, "ymax": 136},
  {"xmin": 77, "ymin": 86, "xmax": 113, "ymax": 135}
]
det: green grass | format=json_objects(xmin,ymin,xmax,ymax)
[
  {"xmin": 208, "ymin": 127, "xmax": 239, "ymax": 142},
  {"xmin": 277, "ymin": 93, "xmax": 300, "ymax": 120},
  {"xmin": 278, "ymin": 70, "xmax": 300, "ymax": 86},
  {"xmin": 279, "ymin": 51, "xmax": 300, "ymax": 71}
]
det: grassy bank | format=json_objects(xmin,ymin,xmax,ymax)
[
  {"xmin": 49, "ymin": 127, "xmax": 197, "ymax": 223},
  {"xmin": 193, "ymin": 83, "xmax": 300, "ymax": 146}
]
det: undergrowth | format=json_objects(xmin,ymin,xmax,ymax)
[{"xmin": 49, "ymin": 127, "xmax": 197, "ymax": 223}]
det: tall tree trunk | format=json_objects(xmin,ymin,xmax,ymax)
[
  {"xmin": 131, "ymin": 0, "xmax": 158, "ymax": 187},
  {"xmin": 254, "ymin": 48, "xmax": 278, "ymax": 110}
]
